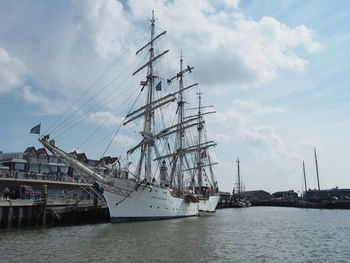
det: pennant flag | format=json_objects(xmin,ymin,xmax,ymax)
[
  {"xmin": 30, "ymin": 123, "xmax": 41, "ymax": 134},
  {"xmin": 155, "ymin": 81, "xmax": 162, "ymax": 91}
]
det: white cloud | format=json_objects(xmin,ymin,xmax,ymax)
[
  {"xmin": 214, "ymin": 107, "xmax": 249, "ymax": 127},
  {"xmin": 229, "ymin": 16, "xmax": 318, "ymax": 86},
  {"xmin": 224, "ymin": 0, "xmax": 240, "ymax": 9},
  {"xmin": 0, "ymin": 47, "xmax": 26, "ymax": 93},
  {"xmin": 125, "ymin": 2, "xmax": 320, "ymax": 90},
  {"xmin": 233, "ymin": 99, "xmax": 284, "ymax": 114},
  {"xmin": 0, "ymin": 0, "xmax": 320, "ymax": 114},
  {"xmin": 20, "ymin": 86, "xmax": 65, "ymax": 115},
  {"xmin": 209, "ymin": 101, "xmax": 288, "ymax": 161},
  {"xmin": 21, "ymin": 85, "xmax": 47, "ymax": 104},
  {"xmin": 241, "ymin": 125, "xmax": 284, "ymax": 150},
  {"xmin": 73, "ymin": 0, "xmax": 132, "ymax": 59},
  {"xmin": 112, "ymin": 134, "xmax": 137, "ymax": 147},
  {"xmin": 87, "ymin": 111, "xmax": 123, "ymax": 127}
]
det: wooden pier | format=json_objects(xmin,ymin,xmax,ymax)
[
  {"xmin": 0, "ymin": 179, "xmax": 110, "ymax": 228},
  {"xmin": 0, "ymin": 199, "xmax": 109, "ymax": 228}
]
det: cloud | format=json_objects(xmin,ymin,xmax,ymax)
[
  {"xmin": 0, "ymin": 0, "xmax": 320, "ymax": 115},
  {"xmin": 21, "ymin": 85, "xmax": 47, "ymax": 104},
  {"xmin": 112, "ymin": 134, "xmax": 137, "ymax": 147},
  {"xmin": 224, "ymin": 0, "xmax": 240, "ymax": 9},
  {"xmin": 241, "ymin": 125, "xmax": 284, "ymax": 150},
  {"xmin": 126, "ymin": 2, "xmax": 320, "ymax": 90},
  {"xmin": 0, "ymin": 47, "xmax": 26, "ymax": 93},
  {"xmin": 87, "ymin": 111, "xmax": 124, "ymax": 127},
  {"xmin": 72, "ymin": 0, "xmax": 132, "ymax": 59},
  {"xmin": 233, "ymin": 99, "xmax": 284, "ymax": 114},
  {"xmin": 19, "ymin": 85, "xmax": 65, "ymax": 115},
  {"xmin": 209, "ymin": 101, "xmax": 286, "ymax": 158}
]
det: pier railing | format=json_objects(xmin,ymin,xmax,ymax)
[{"xmin": 0, "ymin": 171, "xmax": 90, "ymax": 184}]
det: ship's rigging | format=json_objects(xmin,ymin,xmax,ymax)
[{"xmin": 39, "ymin": 11, "xmax": 218, "ymax": 197}]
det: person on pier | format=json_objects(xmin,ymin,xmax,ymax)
[{"xmin": 3, "ymin": 187, "xmax": 9, "ymax": 199}]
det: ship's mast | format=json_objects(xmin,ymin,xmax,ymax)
[
  {"xmin": 143, "ymin": 11, "xmax": 156, "ymax": 181},
  {"xmin": 197, "ymin": 91, "xmax": 203, "ymax": 190},
  {"xmin": 177, "ymin": 54, "xmax": 185, "ymax": 191},
  {"xmin": 167, "ymin": 55, "xmax": 195, "ymax": 191},
  {"xmin": 237, "ymin": 158, "xmax": 241, "ymax": 196},
  {"xmin": 314, "ymin": 148, "xmax": 321, "ymax": 197},
  {"xmin": 302, "ymin": 160, "xmax": 307, "ymax": 194}
]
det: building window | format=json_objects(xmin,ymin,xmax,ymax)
[
  {"xmin": 49, "ymin": 166, "xmax": 58, "ymax": 172},
  {"xmin": 41, "ymin": 165, "xmax": 49, "ymax": 173},
  {"xmin": 15, "ymin": 163, "xmax": 25, "ymax": 170},
  {"xmin": 29, "ymin": 164, "xmax": 39, "ymax": 172},
  {"xmin": 50, "ymin": 157, "xmax": 58, "ymax": 163},
  {"xmin": 28, "ymin": 157, "xmax": 37, "ymax": 163},
  {"xmin": 38, "ymin": 157, "xmax": 48, "ymax": 163}
]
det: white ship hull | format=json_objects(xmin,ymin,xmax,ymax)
[{"xmin": 103, "ymin": 178, "xmax": 220, "ymax": 222}]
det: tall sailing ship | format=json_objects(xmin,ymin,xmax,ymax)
[{"xmin": 38, "ymin": 12, "xmax": 220, "ymax": 222}]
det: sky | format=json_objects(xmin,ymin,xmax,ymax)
[{"xmin": 1, "ymin": 0, "xmax": 350, "ymax": 194}]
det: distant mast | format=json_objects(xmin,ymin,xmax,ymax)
[
  {"xmin": 237, "ymin": 158, "xmax": 241, "ymax": 196},
  {"xmin": 314, "ymin": 148, "xmax": 321, "ymax": 196},
  {"xmin": 302, "ymin": 160, "xmax": 307, "ymax": 194}
]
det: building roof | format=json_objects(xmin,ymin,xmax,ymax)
[
  {"xmin": 242, "ymin": 190, "xmax": 270, "ymax": 195},
  {"xmin": 36, "ymin": 148, "xmax": 48, "ymax": 156},
  {"xmin": 69, "ymin": 151, "xmax": 88, "ymax": 162},
  {"xmin": 272, "ymin": 190, "xmax": 296, "ymax": 195},
  {"xmin": 76, "ymin": 153, "xmax": 87, "ymax": 162},
  {"xmin": 100, "ymin": 156, "xmax": 119, "ymax": 165},
  {"xmin": 24, "ymin": 146, "xmax": 37, "ymax": 154}
]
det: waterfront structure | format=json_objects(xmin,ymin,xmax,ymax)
[
  {"xmin": 304, "ymin": 188, "xmax": 350, "ymax": 201},
  {"xmin": 272, "ymin": 190, "xmax": 297, "ymax": 200},
  {"xmin": 0, "ymin": 147, "xmax": 118, "ymax": 183},
  {"xmin": 240, "ymin": 190, "xmax": 271, "ymax": 201},
  {"xmin": 0, "ymin": 147, "xmax": 106, "ymax": 202},
  {"xmin": 0, "ymin": 147, "xmax": 69, "ymax": 181}
]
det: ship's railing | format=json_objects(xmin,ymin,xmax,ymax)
[{"xmin": 47, "ymin": 190, "xmax": 92, "ymax": 201}]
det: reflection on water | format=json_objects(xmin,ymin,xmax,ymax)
[{"xmin": 1, "ymin": 207, "xmax": 350, "ymax": 263}]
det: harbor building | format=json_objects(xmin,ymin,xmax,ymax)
[
  {"xmin": 305, "ymin": 188, "xmax": 350, "ymax": 201},
  {"xmin": 272, "ymin": 190, "xmax": 298, "ymax": 200},
  {"xmin": 0, "ymin": 147, "xmax": 70, "ymax": 181},
  {"xmin": 240, "ymin": 190, "xmax": 271, "ymax": 201},
  {"xmin": 0, "ymin": 146, "xmax": 119, "ymax": 182}
]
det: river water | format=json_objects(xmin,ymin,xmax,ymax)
[{"xmin": 1, "ymin": 207, "xmax": 350, "ymax": 263}]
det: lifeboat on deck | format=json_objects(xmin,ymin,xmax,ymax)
[{"xmin": 184, "ymin": 194, "xmax": 199, "ymax": 203}]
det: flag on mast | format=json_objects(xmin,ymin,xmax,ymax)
[
  {"xmin": 155, "ymin": 81, "xmax": 162, "ymax": 91},
  {"xmin": 30, "ymin": 123, "xmax": 41, "ymax": 134}
]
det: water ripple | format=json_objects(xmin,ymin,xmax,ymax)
[{"xmin": 1, "ymin": 207, "xmax": 350, "ymax": 262}]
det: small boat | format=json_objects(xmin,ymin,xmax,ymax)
[
  {"xmin": 198, "ymin": 210, "xmax": 216, "ymax": 216},
  {"xmin": 184, "ymin": 194, "xmax": 199, "ymax": 203},
  {"xmin": 231, "ymin": 158, "xmax": 251, "ymax": 208}
]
